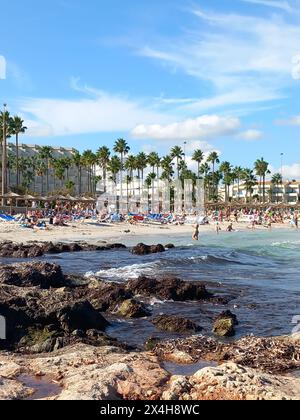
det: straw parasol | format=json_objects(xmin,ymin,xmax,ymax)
[
  {"xmin": 0, "ymin": 192, "xmax": 21, "ymax": 214},
  {"xmin": 65, "ymin": 194, "xmax": 76, "ymax": 201}
]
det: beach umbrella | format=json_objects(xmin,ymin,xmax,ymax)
[
  {"xmin": 21, "ymin": 194, "xmax": 36, "ymax": 201},
  {"xmin": 1, "ymin": 191, "xmax": 21, "ymax": 198},
  {"xmin": 65, "ymin": 194, "xmax": 76, "ymax": 201},
  {"xmin": 0, "ymin": 192, "xmax": 21, "ymax": 215},
  {"xmin": 35, "ymin": 196, "xmax": 48, "ymax": 201}
]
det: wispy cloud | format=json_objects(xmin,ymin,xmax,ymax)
[
  {"xmin": 277, "ymin": 115, "xmax": 300, "ymax": 125},
  {"xmin": 242, "ymin": 0, "xmax": 294, "ymax": 13},
  {"xmin": 20, "ymin": 80, "xmax": 173, "ymax": 137},
  {"xmin": 138, "ymin": 6, "xmax": 300, "ymax": 112},
  {"xmin": 237, "ymin": 129, "xmax": 263, "ymax": 140}
]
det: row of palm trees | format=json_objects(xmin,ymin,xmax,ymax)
[{"xmin": 1, "ymin": 110, "xmax": 285, "ymax": 202}]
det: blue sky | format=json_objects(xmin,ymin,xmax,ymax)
[{"xmin": 1, "ymin": 0, "xmax": 300, "ymax": 177}]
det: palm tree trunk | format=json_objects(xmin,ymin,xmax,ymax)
[
  {"xmin": 16, "ymin": 133, "xmax": 19, "ymax": 186},
  {"xmin": 46, "ymin": 160, "xmax": 49, "ymax": 193}
]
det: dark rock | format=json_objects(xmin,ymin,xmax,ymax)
[
  {"xmin": 107, "ymin": 243, "xmax": 127, "ymax": 250},
  {"xmin": 150, "ymin": 244, "xmax": 165, "ymax": 254},
  {"xmin": 0, "ymin": 262, "xmax": 65, "ymax": 289},
  {"xmin": 127, "ymin": 276, "xmax": 212, "ymax": 302},
  {"xmin": 212, "ymin": 311, "xmax": 238, "ymax": 337},
  {"xmin": 165, "ymin": 244, "xmax": 175, "ymax": 249},
  {"xmin": 132, "ymin": 243, "xmax": 165, "ymax": 255},
  {"xmin": 152, "ymin": 315, "xmax": 202, "ymax": 333},
  {"xmin": 82, "ymin": 282, "xmax": 133, "ymax": 312},
  {"xmin": 56, "ymin": 301, "xmax": 109, "ymax": 333},
  {"xmin": 116, "ymin": 299, "xmax": 151, "ymax": 319},
  {"xmin": 214, "ymin": 310, "xmax": 239, "ymax": 326},
  {"xmin": 0, "ymin": 241, "xmax": 127, "ymax": 259}
]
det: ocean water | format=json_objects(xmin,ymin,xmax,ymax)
[{"xmin": 1, "ymin": 228, "xmax": 299, "ymax": 347}]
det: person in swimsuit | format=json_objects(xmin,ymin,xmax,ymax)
[
  {"xmin": 215, "ymin": 221, "xmax": 221, "ymax": 235},
  {"xmin": 192, "ymin": 224, "xmax": 200, "ymax": 241}
]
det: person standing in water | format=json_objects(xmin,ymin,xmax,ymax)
[{"xmin": 192, "ymin": 224, "xmax": 200, "ymax": 241}]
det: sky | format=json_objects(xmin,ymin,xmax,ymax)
[{"xmin": 1, "ymin": 0, "xmax": 300, "ymax": 178}]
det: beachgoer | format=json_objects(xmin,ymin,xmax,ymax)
[
  {"xmin": 226, "ymin": 222, "xmax": 234, "ymax": 232},
  {"xmin": 215, "ymin": 221, "xmax": 221, "ymax": 235},
  {"xmin": 192, "ymin": 224, "xmax": 200, "ymax": 241}
]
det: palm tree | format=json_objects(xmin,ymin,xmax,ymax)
[
  {"xmin": 10, "ymin": 116, "xmax": 27, "ymax": 186},
  {"xmin": 254, "ymin": 158, "xmax": 270, "ymax": 203},
  {"xmin": 171, "ymin": 146, "xmax": 184, "ymax": 179},
  {"xmin": 38, "ymin": 146, "xmax": 53, "ymax": 193},
  {"xmin": 243, "ymin": 169, "xmax": 257, "ymax": 202},
  {"xmin": 136, "ymin": 152, "xmax": 148, "ymax": 195},
  {"xmin": 124, "ymin": 155, "xmax": 137, "ymax": 198},
  {"xmin": 145, "ymin": 172, "xmax": 156, "ymax": 212},
  {"xmin": 82, "ymin": 150, "xmax": 96, "ymax": 193},
  {"xmin": 192, "ymin": 150, "xmax": 204, "ymax": 178},
  {"xmin": 35, "ymin": 159, "xmax": 47, "ymax": 195},
  {"xmin": 0, "ymin": 109, "xmax": 12, "ymax": 197},
  {"xmin": 207, "ymin": 152, "xmax": 220, "ymax": 198},
  {"xmin": 65, "ymin": 180, "xmax": 75, "ymax": 195},
  {"xmin": 147, "ymin": 152, "xmax": 161, "ymax": 179},
  {"xmin": 124, "ymin": 175, "xmax": 132, "ymax": 212},
  {"xmin": 113, "ymin": 138, "xmax": 130, "ymax": 198},
  {"xmin": 107, "ymin": 155, "xmax": 122, "ymax": 184},
  {"xmin": 219, "ymin": 161, "xmax": 232, "ymax": 202},
  {"xmin": 271, "ymin": 173, "xmax": 283, "ymax": 203},
  {"xmin": 53, "ymin": 159, "xmax": 66, "ymax": 188},
  {"xmin": 97, "ymin": 146, "xmax": 111, "ymax": 192},
  {"xmin": 234, "ymin": 166, "xmax": 244, "ymax": 201},
  {"xmin": 72, "ymin": 150, "xmax": 82, "ymax": 195},
  {"xmin": 207, "ymin": 152, "xmax": 220, "ymax": 174},
  {"xmin": 160, "ymin": 155, "xmax": 174, "ymax": 182}
]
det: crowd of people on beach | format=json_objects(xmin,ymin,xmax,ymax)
[{"xmin": 0, "ymin": 200, "xmax": 299, "ymax": 234}]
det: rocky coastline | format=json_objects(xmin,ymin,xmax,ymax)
[{"xmin": 0, "ymin": 245, "xmax": 299, "ymax": 400}]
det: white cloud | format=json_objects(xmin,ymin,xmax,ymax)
[
  {"xmin": 237, "ymin": 129, "xmax": 263, "ymax": 140},
  {"xmin": 0, "ymin": 55, "xmax": 6, "ymax": 79},
  {"xmin": 242, "ymin": 0, "xmax": 293, "ymax": 13},
  {"xmin": 131, "ymin": 115, "xmax": 241, "ymax": 141},
  {"xmin": 138, "ymin": 7, "xmax": 300, "ymax": 110},
  {"xmin": 282, "ymin": 163, "xmax": 300, "ymax": 179},
  {"xmin": 19, "ymin": 83, "xmax": 173, "ymax": 137}
]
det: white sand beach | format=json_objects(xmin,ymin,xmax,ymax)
[{"xmin": 0, "ymin": 219, "xmax": 292, "ymax": 246}]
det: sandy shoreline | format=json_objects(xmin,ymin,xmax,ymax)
[{"xmin": 0, "ymin": 220, "xmax": 293, "ymax": 246}]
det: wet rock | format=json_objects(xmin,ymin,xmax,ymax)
[
  {"xmin": 165, "ymin": 244, "xmax": 175, "ymax": 249},
  {"xmin": 82, "ymin": 281, "xmax": 133, "ymax": 312},
  {"xmin": 213, "ymin": 311, "xmax": 238, "ymax": 337},
  {"xmin": 0, "ymin": 262, "xmax": 65, "ymax": 289},
  {"xmin": 0, "ymin": 241, "xmax": 127, "ymax": 259},
  {"xmin": 107, "ymin": 243, "xmax": 127, "ymax": 250},
  {"xmin": 152, "ymin": 315, "xmax": 202, "ymax": 333},
  {"xmin": 213, "ymin": 318, "xmax": 235, "ymax": 337},
  {"xmin": 215, "ymin": 310, "xmax": 238, "ymax": 325},
  {"xmin": 57, "ymin": 301, "xmax": 109, "ymax": 333},
  {"xmin": 132, "ymin": 243, "xmax": 165, "ymax": 255},
  {"xmin": 116, "ymin": 299, "xmax": 151, "ymax": 319},
  {"xmin": 127, "ymin": 276, "xmax": 212, "ymax": 302}
]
